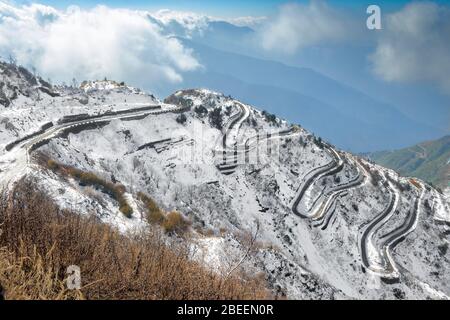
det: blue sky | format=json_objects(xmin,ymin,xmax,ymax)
[
  {"xmin": 16, "ymin": 0, "xmax": 284, "ymax": 16},
  {"xmin": 2, "ymin": 0, "xmax": 449, "ymax": 150},
  {"xmin": 14, "ymin": 0, "xmax": 450, "ymax": 17}
]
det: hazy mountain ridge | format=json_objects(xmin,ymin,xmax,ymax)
[
  {"xmin": 157, "ymin": 38, "xmax": 443, "ymax": 152},
  {"xmin": 0, "ymin": 62, "xmax": 449, "ymax": 299},
  {"xmin": 366, "ymin": 135, "xmax": 450, "ymax": 190}
]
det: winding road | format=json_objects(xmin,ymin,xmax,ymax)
[
  {"xmin": 358, "ymin": 175, "xmax": 426, "ymax": 278},
  {"xmin": 217, "ymin": 126, "xmax": 299, "ymax": 175},
  {"xmin": 216, "ymin": 102, "xmax": 250, "ymax": 175},
  {"xmin": 364, "ymin": 180, "xmax": 425, "ymax": 278},
  {"xmin": 291, "ymin": 146, "xmax": 344, "ymax": 219},
  {"xmin": 359, "ymin": 177, "xmax": 399, "ymax": 275},
  {"xmin": 290, "ymin": 144, "xmax": 427, "ymax": 279},
  {"xmin": 0, "ymin": 104, "xmax": 186, "ymax": 192},
  {"xmin": 312, "ymin": 160, "xmax": 366, "ymax": 222}
]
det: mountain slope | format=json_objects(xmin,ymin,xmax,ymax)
[
  {"xmin": 0, "ymin": 60, "xmax": 58, "ymax": 107},
  {"xmin": 367, "ymin": 135, "xmax": 450, "ymax": 190},
  {"xmin": 0, "ymin": 63, "xmax": 449, "ymax": 300}
]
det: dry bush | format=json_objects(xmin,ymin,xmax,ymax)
[
  {"xmin": 194, "ymin": 226, "xmax": 216, "ymax": 237},
  {"xmin": 148, "ymin": 209, "xmax": 166, "ymax": 225},
  {"xmin": 41, "ymin": 155, "xmax": 133, "ymax": 218},
  {"xmin": 47, "ymin": 159, "xmax": 59, "ymax": 170},
  {"xmin": 118, "ymin": 204, "xmax": 133, "ymax": 218},
  {"xmin": 137, "ymin": 192, "xmax": 166, "ymax": 225},
  {"xmin": 138, "ymin": 193, "xmax": 190, "ymax": 235},
  {"xmin": 162, "ymin": 211, "xmax": 190, "ymax": 234},
  {"xmin": 0, "ymin": 247, "xmax": 82, "ymax": 300},
  {"xmin": 0, "ymin": 179, "xmax": 269, "ymax": 300}
]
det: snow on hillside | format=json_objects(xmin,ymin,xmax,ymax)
[
  {"xmin": 80, "ymin": 80, "xmax": 144, "ymax": 95},
  {"xmin": 0, "ymin": 63, "xmax": 449, "ymax": 299},
  {"xmin": 0, "ymin": 63, "xmax": 159, "ymax": 152},
  {"xmin": 435, "ymin": 188, "xmax": 450, "ymax": 222}
]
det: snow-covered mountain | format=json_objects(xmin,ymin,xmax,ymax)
[{"xmin": 1, "ymin": 62, "xmax": 449, "ymax": 299}]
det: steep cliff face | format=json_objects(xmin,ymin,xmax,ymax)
[{"xmin": 0, "ymin": 65, "xmax": 448, "ymax": 299}]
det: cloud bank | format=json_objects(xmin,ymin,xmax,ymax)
[
  {"xmin": 1, "ymin": 1, "xmax": 449, "ymax": 95},
  {"xmin": 0, "ymin": 3, "xmax": 200, "ymax": 87},
  {"xmin": 260, "ymin": 0, "xmax": 355, "ymax": 54},
  {"xmin": 370, "ymin": 2, "xmax": 450, "ymax": 94}
]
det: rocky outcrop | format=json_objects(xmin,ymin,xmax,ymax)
[{"xmin": 0, "ymin": 61, "xmax": 59, "ymax": 107}]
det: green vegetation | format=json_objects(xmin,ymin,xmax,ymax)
[
  {"xmin": 367, "ymin": 135, "xmax": 449, "ymax": 189},
  {"xmin": 261, "ymin": 110, "xmax": 277, "ymax": 125},
  {"xmin": 438, "ymin": 243, "xmax": 448, "ymax": 256},
  {"xmin": 313, "ymin": 136, "xmax": 324, "ymax": 149},
  {"xmin": 175, "ymin": 113, "xmax": 187, "ymax": 124},
  {"xmin": 194, "ymin": 105, "xmax": 208, "ymax": 117},
  {"xmin": 208, "ymin": 107, "xmax": 223, "ymax": 130}
]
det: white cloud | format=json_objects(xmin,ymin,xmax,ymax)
[
  {"xmin": 370, "ymin": 2, "xmax": 450, "ymax": 94},
  {"xmin": 151, "ymin": 9, "xmax": 211, "ymax": 31},
  {"xmin": 260, "ymin": 0, "xmax": 355, "ymax": 54},
  {"xmin": 0, "ymin": 3, "xmax": 200, "ymax": 87},
  {"xmin": 227, "ymin": 16, "xmax": 267, "ymax": 28},
  {"xmin": 148, "ymin": 10, "xmax": 265, "ymax": 38}
]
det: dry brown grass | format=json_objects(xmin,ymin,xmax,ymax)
[
  {"xmin": 137, "ymin": 191, "xmax": 165, "ymax": 224},
  {"xmin": 0, "ymin": 179, "xmax": 269, "ymax": 300},
  {"xmin": 162, "ymin": 211, "xmax": 190, "ymax": 234},
  {"xmin": 137, "ymin": 192, "xmax": 190, "ymax": 235},
  {"xmin": 0, "ymin": 247, "xmax": 82, "ymax": 300},
  {"xmin": 41, "ymin": 155, "xmax": 133, "ymax": 218}
]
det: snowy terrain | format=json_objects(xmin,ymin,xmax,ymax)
[{"xmin": 1, "ymin": 61, "xmax": 449, "ymax": 299}]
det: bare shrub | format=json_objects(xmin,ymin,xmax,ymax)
[
  {"xmin": 0, "ymin": 180, "xmax": 269, "ymax": 300},
  {"xmin": 162, "ymin": 211, "xmax": 190, "ymax": 234},
  {"xmin": 137, "ymin": 192, "xmax": 165, "ymax": 225},
  {"xmin": 40, "ymin": 156, "xmax": 133, "ymax": 218}
]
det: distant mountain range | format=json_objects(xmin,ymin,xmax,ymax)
[
  {"xmin": 366, "ymin": 135, "xmax": 450, "ymax": 190},
  {"xmin": 144, "ymin": 14, "xmax": 449, "ymax": 153},
  {"xmin": 153, "ymin": 38, "xmax": 444, "ymax": 152}
]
